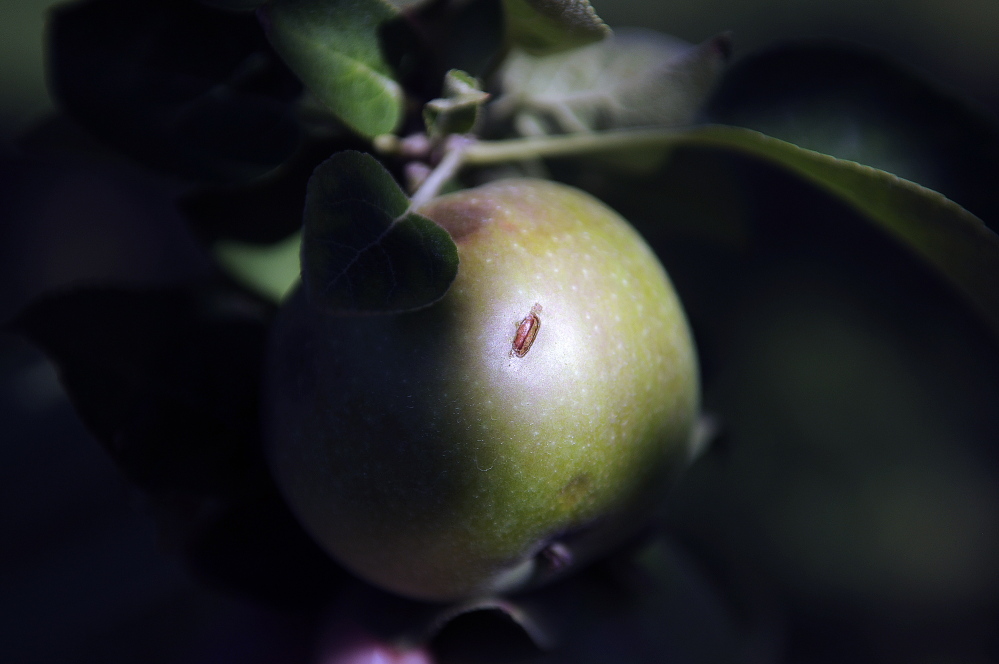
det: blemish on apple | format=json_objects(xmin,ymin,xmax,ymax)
[{"xmin": 511, "ymin": 303, "xmax": 543, "ymax": 358}]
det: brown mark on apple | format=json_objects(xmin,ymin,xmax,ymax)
[{"xmin": 511, "ymin": 303, "xmax": 542, "ymax": 358}]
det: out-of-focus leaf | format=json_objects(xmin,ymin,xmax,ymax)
[
  {"xmin": 12, "ymin": 283, "xmax": 272, "ymax": 493},
  {"xmin": 48, "ymin": 0, "xmax": 302, "ymax": 184},
  {"xmin": 430, "ymin": 536, "xmax": 742, "ymax": 663},
  {"xmin": 706, "ymin": 41, "xmax": 999, "ymax": 232},
  {"xmin": 178, "ymin": 135, "xmax": 370, "ymax": 245},
  {"xmin": 302, "ymin": 151, "xmax": 459, "ymax": 313},
  {"xmin": 658, "ymin": 156, "xmax": 999, "ymax": 657},
  {"xmin": 199, "ymin": 0, "xmax": 267, "ymax": 11},
  {"xmin": 502, "ymin": 0, "xmax": 609, "ymax": 55},
  {"xmin": 11, "ymin": 282, "xmax": 346, "ymax": 607},
  {"xmin": 678, "ymin": 126, "xmax": 999, "ymax": 337},
  {"xmin": 410, "ymin": 0, "xmax": 504, "ymax": 79},
  {"xmin": 216, "ymin": 230, "xmax": 302, "ymax": 302},
  {"xmin": 308, "ymin": 536, "xmax": 743, "ymax": 663},
  {"xmin": 423, "ymin": 70, "xmax": 490, "ymax": 139},
  {"xmin": 491, "ymin": 29, "xmax": 730, "ymax": 135},
  {"xmin": 260, "ymin": 0, "xmax": 404, "ymax": 138}
]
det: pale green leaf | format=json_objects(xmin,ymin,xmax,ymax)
[
  {"xmin": 492, "ymin": 29, "xmax": 730, "ymax": 135},
  {"xmin": 502, "ymin": 0, "xmax": 609, "ymax": 54}
]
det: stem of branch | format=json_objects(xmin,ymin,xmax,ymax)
[
  {"xmin": 407, "ymin": 127, "xmax": 692, "ymax": 207},
  {"xmin": 462, "ymin": 127, "xmax": 688, "ymax": 165}
]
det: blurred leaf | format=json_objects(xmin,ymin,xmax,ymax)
[
  {"xmin": 48, "ymin": 0, "xmax": 303, "ymax": 183},
  {"xmin": 410, "ymin": 0, "xmax": 504, "ymax": 79},
  {"xmin": 492, "ymin": 29, "xmax": 730, "ymax": 135},
  {"xmin": 302, "ymin": 151, "xmax": 459, "ymax": 313},
  {"xmin": 178, "ymin": 134, "xmax": 370, "ymax": 245},
  {"xmin": 216, "ymin": 230, "xmax": 302, "ymax": 302},
  {"xmin": 502, "ymin": 0, "xmax": 609, "ymax": 55},
  {"xmin": 424, "ymin": 69, "xmax": 490, "ymax": 139},
  {"xmin": 679, "ymin": 126, "xmax": 999, "ymax": 337},
  {"xmin": 199, "ymin": 0, "xmax": 267, "ymax": 10},
  {"xmin": 429, "ymin": 537, "xmax": 742, "ymax": 663},
  {"xmin": 12, "ymin": 282, "xmax": 273, "ymax": 493},
  {"xmin": 658, "ymin": 158, "xmax": 999, "ymax": 656},
  {"xmin": 11, "ymin": 281, "xmax": 347, "ymax": 607},
  {"xmin": 260, "ymin": 0, "xmax": 404, "ymax": 138},
  {"xmin": 706, "ymin": 41, "xmax": 999, "ymax": 232}
]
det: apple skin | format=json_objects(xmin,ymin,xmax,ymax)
[{"xmin": 264, "ymin": 178, "xmax": 699, "ymax": 602}]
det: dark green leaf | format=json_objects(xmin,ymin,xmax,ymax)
[
  {"xmin": 302, "ymin": 151, "xmax": 459, "ymax": 313},
  {"xmin": 48, "ymin": 0, "xmax": 302, "ymax": 184},
  {"xmin": 492, "ymin": 30, "xmax": 730, "ymax": 135},
  {"xmin": 502, "ymin": 0, "xmax": 609, "ymax": 55},
  {"xmin": 199, "ymin": 0, "xmax": 267, "ymax": 10},
  {"xmin": 410, "ymin": 0, "xmax": 504, "ymax": 78},
  {"xmin": 425, "ymin": 536, "xmax": 741, "ymax": 663},
  {"xmin": 179, "ymin": 134, "xmax": 370, "ymax": 245},
  {"xmin": 683, "ymin": 126, "xmax": 999, "ymax": 336},
  {"xmin": 260, "ymin": 0, "xmax": 404, "ymax": 138},
  {"xmin": 12, "ymin": 282, "xmax": 273, "ymax": 494},
  {"xmin": 11, "ymin": 282, "xmax": 346, "ymax": 607},
  {"xmin": 706, "ymin": 41, "xmax": 999, "ymax": 232}
]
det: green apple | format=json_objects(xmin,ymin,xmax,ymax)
[{"xmin": 264, "ymin": 178, "xmax": 699, "ymax": 602}]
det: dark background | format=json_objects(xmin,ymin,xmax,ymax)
[{"xmin": 2, "ymin": 1, "xmax": 999, "ymax": 662}]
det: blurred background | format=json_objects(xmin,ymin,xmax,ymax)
[{"xmin": 2, "ymin": 1, "xmax": 998, "ymax": 662}]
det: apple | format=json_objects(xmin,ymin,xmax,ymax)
[{"xmin": 264, "ymin": 178, "xmax": 699, "ymax": 602}]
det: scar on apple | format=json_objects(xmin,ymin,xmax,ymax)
[{"xmin": 511, "ymin": 303, "xmax": 542, "ymax": 358}]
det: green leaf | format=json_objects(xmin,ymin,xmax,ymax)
[
  {"xmin": 48, "ymin": 0, "xmax": 303, "ymax": 183},
  {"xmin": 301, "ymin": 151, "xmax": 459, "ymax": 313},
  {"xmin": 423, "ymin": 69, "xmax": 490, "ymax": 139},
  {"xmin": 492, "ymin": 29, "xmax": 730, "ymax": 135},
  {"xmin": 216, "ymin": 230, "xmax": 303, "ymax": 302},
  {"xmin": 681, "ymin": 126, "xmax": 999, "ymax": 335},
  {"xmin": 706, "ymin": 41, "xmax": 999, "ymax": 233},
  {"xmin": 502, "ymin": 0, "xmax": 609, "ymax": 55},
  {"xmin": 260, "ymin": 0, "xmax": 404, "ymax": 138}
]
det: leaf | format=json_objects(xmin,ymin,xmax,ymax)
[
  {"xmin": 216, "ymin": 230, "xmax": 303, "ymax": 302},
  {"xmin": 11, "ymin": 281, "xmax": 347, "ymax": 607},
  {"xmin": 705, "ymin": 41, "xmax": 999, "ymax": 233},
  {"xmin": 12, "ymin": 282, "xmax": 273, "ymax": 494},
  {"xmin": 301, "ymin": 151, "xmax": 459, "ymax": 313},
  {"xmin": 502, "ymin": 0, "xmax": 609, "ymax": 55},
  {"xmin": 684, "ymin": 126, "xmax": 999, "ymax": 335},
  {"xmin": 491, "ymin": 29, "xmax": 731, "ymax": 135},
  {"xmin": 178, "ymin": 134, "xmax": 370, "ymax": 245},
  {"xmin": 199, "ymin": 0, "xmax": 267, "ymax": 10},
  {"xmin": 260, "ymin": 0, "xmax": 404, "ymax": 138},
  {"xmin": 423, "ymin": 69, "xmax": 490, "ymax": 139},
  {"xmin": 48, "ymin": 0, "xmax": 303, "ymax": 184}
]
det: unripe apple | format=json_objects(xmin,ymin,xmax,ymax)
[{"xmin": 264, "ymin": 178, "xmax": 699, "ymax": 602}]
